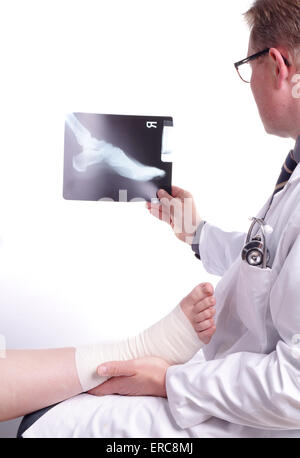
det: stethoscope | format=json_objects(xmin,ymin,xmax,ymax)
[{"xmin": 241, "ymin": 217, "xmax": 274, "ymax": 269}]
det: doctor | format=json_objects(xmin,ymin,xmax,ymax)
[{"xmin": 85, "ymin": 0, "xmax": 300, "ymax": 438}]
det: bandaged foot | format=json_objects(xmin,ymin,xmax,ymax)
[{"xmin": 75, "ymin": 283, "xmax": 216, "ymax": 391}]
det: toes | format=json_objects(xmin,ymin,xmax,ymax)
[
  {"xmin": 201, "ymin": 282, "xmax": 214, "ymax": 296},
  {"xmin": 194, "ymin": 306, "xmax": 216, "ymax": 323},
  {"xmin": 190, "ymin": 283, "xmax": 214, "ymax": 303},
  {"xmin": 197, "ymin": 325, "xmax": 216, "ymax": 344},
  {"xmin": 194, "ymin": 296, "xmax": 216, "ymax": 314},
  {"xmin": 181, "ymin": 283, "xmax": 215, "ymax": 321},
  {"xmin": 195, "ymin": 318, "xmax": 214, "ymax": 333}
]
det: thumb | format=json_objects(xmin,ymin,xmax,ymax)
[
  {"xmin": 171, "ymin": 185, "xmax": 191, "ymax": 198},
  {"xmin": 157, "ymin": 189, "xmax": 172, "ymax": 201},
  {"xmin": 97, "ymin": 360, "xmax": 136, "ymax": 377},
  {"xmin": 171, "ymin": 185, "xmax": 185, "ymax": 197}
]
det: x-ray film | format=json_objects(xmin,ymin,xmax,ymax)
[{"xmin": 63, "ymin": 113, "xmax": 173, "ymax": 202}]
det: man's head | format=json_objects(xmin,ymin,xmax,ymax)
[{"xmin": 244, "ymin": 0, "xmax": 300, "ymax": 139}]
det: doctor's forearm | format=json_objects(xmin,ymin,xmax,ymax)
[
  {"xmin": 192, "ymin": 222, "xmax": 247, "ymax": 276},
  {"xmin": 0, "ymin": 348, "xmax": 82, "ymax": 421},
  {"xmin": 166, "ymin": 344, "xmax": 300, "ymax": 430}
]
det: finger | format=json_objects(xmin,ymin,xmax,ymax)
[
  {"xmin": 146, "ymin": 201, "xmax": 161, "ymax": 209},
  {"xmin": 146, "ymin": 205, "xmax": 168, "ymax": 223},
  {"xmin": 97, "ymin": 360, "xmax": 136, "ymax": 378},
  {"xmin": 146, "ymin": 202, "xmax": 171, "ymax": 217},
  {"xmin": 198, "ymin": 326, "xmax": 216, "ymax": 344},
  {"xmin": 157, "ymin": 189, "xmax": 173, "ymax": 201},
  {"xmin": 88, "ymin": 379, "xmax": 116, "ymax": 396},
  {"xmin": 159, "ymin": 199, "xmax": 177, "ymax": 223},
  {"xmin": 149, "ymin": 207, "xmax": 173, "ymax": 226},
  {"xmin": 88, "ymin": 376, "xmax": 128, "ymax": 396},
  {"xmin": 147, "ymin": 194, "xmax": 181, "ymax": 228},
  {"xmin": 171, "ymin": 186, "xmax": 191, "ymax": 199},
  {"xmin": 194, "ymin": 296, "xmax": 216, "ymax": 314},
  {"xmin": 146, "ymin": 203, "xmax": 163, "ymax": 216},
  {"xmin": 194, "ymin": 318, "xmax": 214, "ymax": 333},
  {"xmin": 194, "ymin": 306, "xmax": 216, "ymax": 323}
]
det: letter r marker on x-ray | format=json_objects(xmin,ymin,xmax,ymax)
[{"xmin": 146, "ymin": 122, "xmax": 158, "ymax": 129}]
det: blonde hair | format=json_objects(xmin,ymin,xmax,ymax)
[{"xmin": 244, "ymin": 0, "xmax": 300, "ymax": 62}]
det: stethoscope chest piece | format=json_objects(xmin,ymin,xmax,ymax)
[
  {"xmin": 242, "ymin": 236, "xmax": 270, "ymax": 267},
  {"xmin": 241, "ymin": 217, "xmax": 273, "ymax": 269}
]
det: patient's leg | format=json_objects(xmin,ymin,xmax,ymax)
[{"xmin": 76, "ymin": 283, "xmax": 215, "ymax": 392}]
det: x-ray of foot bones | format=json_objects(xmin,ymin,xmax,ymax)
[{"xmin": 65, "ymin": 113, "xmax": 166, "ymax": 182}]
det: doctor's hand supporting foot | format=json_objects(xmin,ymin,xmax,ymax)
[{"xmin": 88, "ymin": 356, "xmax": 170, "ymax": 398}]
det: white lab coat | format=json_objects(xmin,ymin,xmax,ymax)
[
  {"xmin": 24, "ymin": 164, "xmax": 300, "ymax": 438},
  {"xmin": 166, "ymin": 162, "xmax": 300, "ymax": 437}
]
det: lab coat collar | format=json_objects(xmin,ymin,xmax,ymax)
[
  {"xmin": 288, "ymin": 162, "xmax": 300, "ymax": 185},
  {"xmin": 293, "ymin": 135, "xmax": 300, "ymax": 163}
]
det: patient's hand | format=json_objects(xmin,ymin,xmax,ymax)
[{"xmin": 180, "ymin": 283, "xmax": 216, "ymax": 344}]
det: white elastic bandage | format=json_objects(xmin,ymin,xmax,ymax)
[{"xmin": 75, "ymin": 304, "xmax": 203, "ymax": 392}]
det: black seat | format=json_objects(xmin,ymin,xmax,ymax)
[{"xmin": 17, "ymin": 403, "xmax": 59, "ymax": 438}]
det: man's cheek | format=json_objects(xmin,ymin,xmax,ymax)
[{"xmin": 292, "ymin": 74, "xmax": 300, "ymax": 99}]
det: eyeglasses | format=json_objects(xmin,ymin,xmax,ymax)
[{"xmin": 234, "ymin": 48, "xmax": 291, "ymax": 83}]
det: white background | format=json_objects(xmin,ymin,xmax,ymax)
[{"xmin": 0, "ymin": 0, "xmax": 294, "ymax": 436}]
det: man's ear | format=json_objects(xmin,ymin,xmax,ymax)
[{"xmin": 269, "ymin": 48, "xmax": 290, "ymax": 88}]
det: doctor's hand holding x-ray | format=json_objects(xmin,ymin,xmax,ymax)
[{"xmin": 146, "ymin": 186, "xmax": 203, "ymax": 246}]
